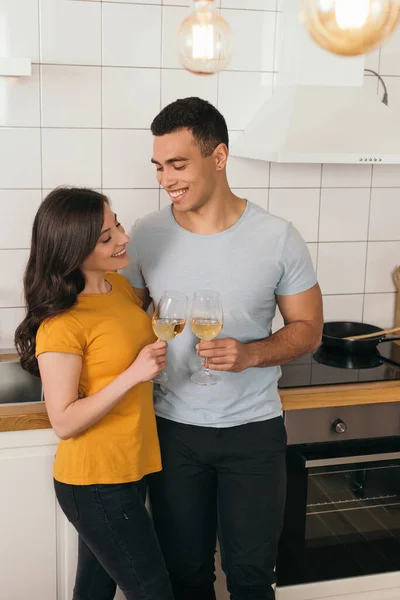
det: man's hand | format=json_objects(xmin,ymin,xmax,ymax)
[{"xmin": 196, "ymin": 338, "xmax": 254, "ymax": 373}]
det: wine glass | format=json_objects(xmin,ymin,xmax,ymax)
[
  {"xmin": 190, "ymin": 290, "xmax": 224, "ymax": 386},
  {"xmin": 151, "ymin": 290, "xmax": 188, "ymax": 384}
]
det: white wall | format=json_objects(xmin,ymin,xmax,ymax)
[{"xmin": 1, "ymin": 0, "xmax": 400, "ymax": 347}]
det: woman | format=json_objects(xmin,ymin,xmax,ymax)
[{"xmin": 15, "ymin": 187, "xmax": 173, "ymax": 600}]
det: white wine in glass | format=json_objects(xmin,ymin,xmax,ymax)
[
  {"xmin": 151, "ymin": 290, "xmax": 188, "ymax": 384},
  {"xmin": 190, "ymin": 290, "xmax": 224, "ymax": 386}
]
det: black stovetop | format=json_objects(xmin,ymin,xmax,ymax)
[{"xmin": 278, "ymin": 342, "xmax": 400, "ymax": 389}]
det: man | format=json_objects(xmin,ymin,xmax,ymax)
[{"xmin": 124, "ymin": 97, "xmax": 323, "ymax": 600}]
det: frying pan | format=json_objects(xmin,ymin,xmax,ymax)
[{"xmin": 322, "ymin": 321, "xmax": 400, "ymax": 354}]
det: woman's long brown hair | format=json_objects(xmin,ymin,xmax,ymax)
[{"xmin": 15, "ymin": 187, "xmax": 108, "ymax": 376}]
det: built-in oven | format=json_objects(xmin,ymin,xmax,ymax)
[{"xmin": 276, "ymin": 402, "xmax": 400, "ymax": 587}]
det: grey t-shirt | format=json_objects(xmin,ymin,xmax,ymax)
[{"xmin": 124, "ymin": 201, "xmax": 317, "ymax": 427}]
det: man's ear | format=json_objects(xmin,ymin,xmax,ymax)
[{"xmin": 213, "ymin": 143, "xmax": 229, "ymax": 170}]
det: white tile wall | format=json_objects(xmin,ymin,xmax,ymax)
[
  {"xmin": 1, "ymin": 0, "xmax": 400, "ymax": 348},
  {"xmin": 0, "ymin": 65, "xmax": 40, "ymax": 127},
  {"xmin": 42, "ymin": 128, "xmax": 102, "ymax": 188},
  {"xmin": 269, "ymin": 188, "xmax": 320, "ymax": 242},
  {"xmin": 319, "ymin": 189, "xmax": 370, "ymax": 242},
  {"xmin": 317, "ymin": 242, "xmax": 368, "ymax": 295},
  {"xmin": 41, "ymin": 65, "xmax": 101, "ymax": 128}
]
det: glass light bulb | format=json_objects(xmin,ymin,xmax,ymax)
[
  {"xmin": 301, "ymin": 0, "xmax": 400, "ymax": 56},
  {"xmin": 177, "ymin": 0, "xmax": 234, "ymax": 75},
  {"xmin": 335, "ymin": 0, "xmax": 370, "ymax": 29}
]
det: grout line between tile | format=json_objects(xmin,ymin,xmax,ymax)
[
  {"xmin": 361, "ymin": 165, "xmax": 375, "ymax": 321},
  {"xmin": 100, "ymin": 0, "xmax": 104, "ymax": 191},
  {"xmin": 38, "ymin": 0, "xmax": 44, "ymax": 199},
  {"xmin": 315, "ymin": 164, "xmax": 323, "ymax": 273}
]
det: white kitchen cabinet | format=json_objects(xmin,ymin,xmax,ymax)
[
  {"xmin": 0, "ymin": 427, "xmax": 82, "ymax": 600},
  {"xmin": 1, "ymin": 427, "xmax": 399, "ymax": 600},
  {"xmin": 0, "ymin": 429, "xmax": 59, "ymax": 600}
]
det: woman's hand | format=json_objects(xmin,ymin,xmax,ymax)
[{"xmin": 129, "ymin": 340, "xmax": 167, "ymax": 383}]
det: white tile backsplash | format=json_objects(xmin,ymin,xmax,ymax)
[
  {"xmin": 0, "ymin": 128, "xmax": 41, "ymax": 189},
  {"xmin": 0, "ymin": 0, "xmax": 40, "ymax": 62},
  {"xmin": 103, "ymin": 68, "xmax": 161, "ymax": 129},
  {"xmin": 2, "ymin": 0, "xmax": 400, "ymax": 347},
  {"xmin": 161, "ymin": 6, "xmax": 188, "ymax": 69},
  {"xmin": 0, "ymin": 307, "xmax": 25, "ymax": 349},
  {"xmin": 322, "ymin": 294, "xmax": 364, "ymax": 323},
  {"xmin": 372, "ymin": 164, "xmax": 400, "ymax": 187},
  {"xmin": 269, "ymin": 188, "xmax": 320, "ymax": 243},
  {"xmin": 41, "ymin": 65, "xmax": 101, "ymax": 128},
  {"xmin": 0, "ymin": 249, "xmax": 29, "ymax": 307},
  {"xmin": 103, "ymin": 129, "xmax": 157, "ymax": 188},
  {"xmin": 0, "ymin": 65, "xmax": 40, "ymax": 127},
  {"xmin": 42, "ymin": 129, "xmax": 102, "ymax": 189},
  {"xmin": 321, "ymin": 164, "xmax": 372, "ymax": 188},
  {"xmin": 319, "ymin": 188, "xmax": 370, "ymax": 242},
  {"xmin": 0, "ymin": 190, "xmax": 41, "ymax": 249},
  {"xmin": 364, "ymin": 47, "xmax": 380, "ymax": 72},
  {"xmin": 369, "ymin": 188, "xmax": 400, "ymax": 241},
  {"xmin": 161, "ymin": 69, "xmax": 218, "ymax": 111},
  {"xmin": 40, "ymin": 0, "xmax": 101, "ymax": 65},
  {"xmin": 365, "ymin": 242, "xmax": 400, "ymax": 293},
  {"xmin": 363, "ymin": 293, "xmax": 397, "ymax": 329},
  {"xmin": 102, "ymin": 3, "xmax": 162, "ymax": 68},
  {"xmin": 106, "ymin": 0, "xmax": 159, "ymax": 4},
  {"xmin": 379, "ymin": 25, "xmax": 400, "ymax": 75},
  {"xmin": 270, "ymin": 162, "xmax": 321, "ymax": 188},
  {"xmin": 227, "ymin": 144, "xmax": 270, "ymax": 188},
  {"xmin": 221, "ymin": 0, "xmax": 276, "ymax": 9},
  {"xmin": 317, "ymin": 242, "xmax": 367, "ymax": 295}
]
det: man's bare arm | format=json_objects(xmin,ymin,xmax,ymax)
[
  {"xmin": 249, "ymin": 283, "xmax": 323, "ymax": 367},
  {"xmin": 197, "ymin": 284, "xmax": 323, "ymax": 372}
]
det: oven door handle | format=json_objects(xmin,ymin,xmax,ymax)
[{"xmin": 304, "ymin": 451, "xmax": 400, "ymax": 468}]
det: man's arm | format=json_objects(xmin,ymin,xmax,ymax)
[
  {"xmin": 197, "ymin": 283, "xmax": 323, "ymax": 373},
  {"xmin": 250, "ymin": 283, "xmax": 323, "ymax": 367},
  {"xmin": 133, "ymin": 286, "xmax": 152, "ymax": 312}
]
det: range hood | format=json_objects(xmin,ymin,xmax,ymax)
[{"xmin": 230, "ymin": 1, "xmax": 400, "ymax": 164}]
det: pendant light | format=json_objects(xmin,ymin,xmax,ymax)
[
  {"xmin": 301, "ymin": 0, "xmax": 400, "ymax": 56},
  {"xmin": 177, "ymin": 0, "xmax": 234, "ymax": 75}
]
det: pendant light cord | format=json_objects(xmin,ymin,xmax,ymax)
[{"xmin": 364, "ymin": 68, "xmax": 389, "ymax": 106}]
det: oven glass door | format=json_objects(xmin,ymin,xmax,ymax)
[{"xmin": 277, "ymin": 439, "xmax": 400, "ymax": 586}]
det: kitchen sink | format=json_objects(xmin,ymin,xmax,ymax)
[{"xmin": 0, "ymin": 360, "xmax": 42, "ymax": 404}]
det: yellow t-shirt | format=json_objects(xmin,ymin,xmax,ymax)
[{"xmin": 35, "ymin": 272, "xmax": 161, "ymax": 485}]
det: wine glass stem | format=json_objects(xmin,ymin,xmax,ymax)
[
  {"xmin": 156, "ymin": 337, "xmax": 163, "ymax": 374},
  {"xmin": 204, "ymin": 357, "xmax": 210, "ymax": 374}
]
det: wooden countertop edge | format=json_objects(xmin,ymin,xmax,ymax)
[
  {"xmin": 280, "ymin": 382, "xmax": 400, "ymax": 410},
  {"xmin": 0, "ymin": 403, "xmax": 51, "ymax": 432},
  {"xmin": 0, "ymin": 353, "xmax": 19, "ymax": 362},
  {"xmin": 1, "ymin": 380, "xmax": 400, "ymax": 432}
]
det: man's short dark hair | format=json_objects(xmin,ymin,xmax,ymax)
[{"xmin": 151, "ymin": 97, "xmax": 229, "ymax": 157}]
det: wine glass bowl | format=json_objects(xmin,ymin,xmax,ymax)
[
  {"xmin": 151, "ymin": 290, "xmax": 188, "ymax": 384},
  {"xmin": 190, "ymin": 290, "xmax": 223, "ymax": 386}
]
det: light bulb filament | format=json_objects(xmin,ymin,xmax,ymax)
[
  {"xmin": 192, "ymin": 24, "xmax": 215, "ymax": 60},
  {"xmin": 335, "ymin": 0, "xmax": 370, "ymax": 30}
]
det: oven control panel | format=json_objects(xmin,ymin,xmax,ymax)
[{"xmin": 285, "ymin": 402, "xmax": 400, "ymax": 445}]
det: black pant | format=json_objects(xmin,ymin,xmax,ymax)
[
  {"xmin": 54, "ymin": 478, "xmax": 174, "ymax": 600},
  {"xmin": 148, "ymin": 416, "xmax": 287, "ymax": 600}
]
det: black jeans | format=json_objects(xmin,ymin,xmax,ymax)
[
  {"xmin": 54, "ymin": 478, "xmax": 174, "ymax": 600},
  {"xmin": 148, "ymin": 416, "xmax": 287, "ymax": 600}
]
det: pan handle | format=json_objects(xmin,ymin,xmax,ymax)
[{"xmin": 379, "ymin": 336, "xmax": 400, "ymax": 343}]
